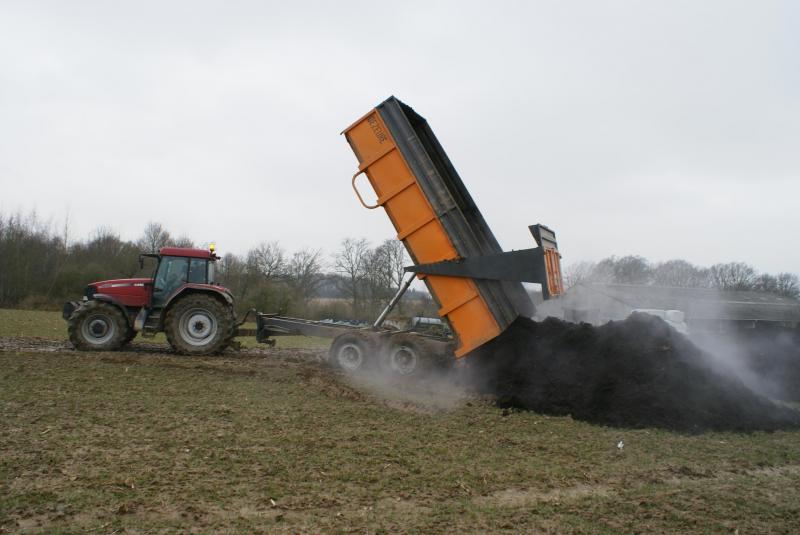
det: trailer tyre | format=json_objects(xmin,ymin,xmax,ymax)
[
  {"xmin": 68, "ymin": 301, "xmax": 128, "ymax": 351},
  {"xmin": 329, "ymin": 332, "xmax": 376, "ymax": 373},
  {"xmin": 164, "ymin": 294, "xmax": 234, "ymax": 355},
  {"xmin": 382, "ymin": 334, "xmax": 435, "ymax": 377}
]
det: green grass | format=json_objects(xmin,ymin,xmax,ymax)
[
  {"xmin": 0, "ymin": 309, "xmax": 65, "ymax": 339},
  {"xmin": 2, "ymin": 309, "xmax": 800, "ymax": 532},
  {"xmin": 0, "ymin": 308, "xmax": 330, "ymax": 350}
]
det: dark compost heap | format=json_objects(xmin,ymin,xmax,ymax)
[{"xmin": 470, "ymin": 313, "xmax": 800, "ymax": 432}]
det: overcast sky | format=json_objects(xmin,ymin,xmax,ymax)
[{"xmin": 1, "ymin": 1, "xmax": 798, "ymax": 275}]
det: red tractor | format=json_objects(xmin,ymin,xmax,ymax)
[{"xmin": 63, "ymin": 246, "xmax": 237, "ymax": 355}]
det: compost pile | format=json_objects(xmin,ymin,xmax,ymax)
[{"xmin": 470, "ymin": 313, "xmax": 800, "ymax": 432}]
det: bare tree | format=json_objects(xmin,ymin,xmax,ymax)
[
  {"xmin": 563, "ymin": 260, "xmax": 597, "ymax": 288},
  {"xmin": 138, "ymin": 222, "xmax": 172, "ymax": 253},
  {"xmin": 88, "ymin": 226, "xmax": 125, "ymax": 258},
  {"xmin": 346, "ymin": 240, "xmax": 411, "ymax": 316},
  {"xmin": 247, "ymin": 241, "xmax": 285, "ymax": 281},
  {"xmin": 214, "ymin": 251, "xmax": 267, "ymax": 312},
  {"xmin": 753, "ymin": 273, "xmax": 778, "ymax": 294},
  {"xmin": 332, "ymin": 238, "xmax": 371, "ymax": 315},
  {"xmin": 45, "ymin": 212, "xmax": 73, "ymax": 299},
  {"xmin": 373, "ymin": 239, "xmax": 408, "ymax": 292},
  {"xmin": 286, "ymin": 248, "xmax": 323, "ymax": 302},
  {"xmin": 363, "ymin": 248, "xmax": 393, "ymax": 311},
  {"xmin": 86, "ymin": 226, "xmax": 140, "ymax": 277},
  {"xmin": 651, "ymin": 259, "xmax": 710, "ymax": 288},
  {"xmin": 613, "ymin": 255, "xmax": 651, "ymax": 284},
  {"xmin": 709, "ymin": 262, "xmax": 757, "ymax": 291},
  {"xmin": 61, "ymin": 209, "xmax": 71, "ymax": 252},
  {"xmin": 170, "ymin": 235, "xmax": 195, "ymax": 248},
  {"xmin": 592, "ymin": 255, "xmax": 650, "ymax": 284},
  {"xmin": 776, "ymin": 273, "xmax": 800, "ymax": 299},
  {"xmin": 0, "ymin": 211, "xmax": 58, "ymax": 305},
  {"xmin": 215, "ymin": 252, "xmax": 247, "ymax": 296},
  {"xmin": 587, "ymin": 258, "xmax": 613, "ymax": 284}
]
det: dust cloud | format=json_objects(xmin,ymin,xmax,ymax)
[{"xmin": 342, "ymin": 356, "xmax": 470, "ymax": 413}]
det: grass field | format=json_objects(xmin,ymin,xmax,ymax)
[
  {"xmin": 2, "ymin": 309, "xmax": 800, "ymax": 533},
  {"xmin": 0, "ymin": 309, "xmax": 330, "ymax": 350}
]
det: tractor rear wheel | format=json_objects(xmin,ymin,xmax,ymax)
[
  {"xmin": 68, "ymin": 301, "xmax": 128, "ymax": 351},
  {"xmin": 329, "ymin": 331, "xmax": 377, "ymax": 373},
  {"xmin": 164, "ymin": 294, "xmax": 234, "ymax": 355}
]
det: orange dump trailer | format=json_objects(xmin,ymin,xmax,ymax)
[{"xmin": 343, "ymin": 97, "xmax": 564, "ymax": 357}]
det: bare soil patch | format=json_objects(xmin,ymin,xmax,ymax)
[{"xmin": 3, "ymin": 323, "xmax": 800, "ymax": 533}]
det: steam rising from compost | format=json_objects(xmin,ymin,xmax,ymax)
[{"xmin": 691, "ymin": 328, "xmax": 800, "ymax": 402}]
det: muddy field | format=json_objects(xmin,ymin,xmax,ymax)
[{"xmin": 2, "ymin": 309, "xmax": 800, "ymax": 533}]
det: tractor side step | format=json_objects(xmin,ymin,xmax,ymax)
[{"xmin": 141, "ymin": 310, "xmax": 162, "ymax": 338}]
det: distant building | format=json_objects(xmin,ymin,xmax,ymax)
[{"xmin": 536, "ymin": 283, "xmax": 800, "ymax": 333}]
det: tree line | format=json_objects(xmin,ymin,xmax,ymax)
[
  {"xmin": 564, "ymin": 255, "xmax": 800, "ymax": 298},
  {"xmin": 0, "ymin": 213, "xmax": 435, "ymax": 319},
  {"xmin": 3, "ymin": 211, "xmax": 797, "ymax": 316}
]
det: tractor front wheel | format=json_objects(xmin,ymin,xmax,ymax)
[
  {"xmin": 68, "ymin": 301, "xmax": 128, "ymax": 351},
  {"xmin": 164, "ymin": 294, "xmax": 234, "ymax": 355}
]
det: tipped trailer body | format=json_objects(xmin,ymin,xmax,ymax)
[{"xmin": 341, "ymin": 97, "xmax": 564, "ymax": 358}]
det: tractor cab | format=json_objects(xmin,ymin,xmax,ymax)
[{"xmin": 141, "ymin": 247, "xmax": 219, "ymax": 307}]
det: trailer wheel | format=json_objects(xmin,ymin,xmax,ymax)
[
  {"xmin": 164, "ymin": 294, "xmax": 234, "ymax": 355},
  {"xmin": 383, "ymin": 334, "xmax": 432, "ymax": 377},
  {"xmin": 329, "ymin": 332, "xmax": 376, "ymax": 372},
  {"xmin": 68, "ymin": 301, "xmax": 128, "ymax": 351}
]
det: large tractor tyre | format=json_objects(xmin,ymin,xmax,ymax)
[
  {"xmin": 164, "ymin": 294, "xmax": 234, "ymax": 355},
  {"xmin": 120, "ymin": 328, "xmax": 137, "ymax": 347},
  {"xmin": 68, "ymin": 301, "xmax": 129, "ymax": 351},
  {"xmin": 381, "ymin": 334, "xmax": 439, "ymax": 377},
  {"xmin": 329, "ymin": 331, "xmax": 377, "ymax": 373}
]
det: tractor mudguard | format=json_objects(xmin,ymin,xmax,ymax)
[
  {"xmin": 162, "ymin": 284, "xmax": 234, "ymax": 312},
  {"xmin": 91, "ymin": 294, "xmax": 134, "ymax": 325},
  {"xmin": 62, "ymin": 301, "xmax": 82, "ymax": 320}
]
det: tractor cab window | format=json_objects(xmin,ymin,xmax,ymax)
[
  {"xmin": 188, "ymin": 258, "xmax": 208, "ymax": 284},
  {"xmin": 153, "ymin": 256, "xmax": 189, "ymax": 304}
]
